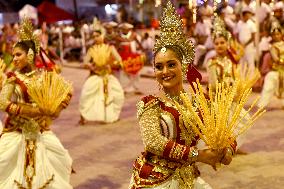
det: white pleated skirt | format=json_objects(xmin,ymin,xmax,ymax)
[
  {"xmin": 0, "ymin": 131, "xmax": 73, "ymax": 189},
  {"xmin": 79, "ymin": 75, "xmax": 125, "ymax": 123}
]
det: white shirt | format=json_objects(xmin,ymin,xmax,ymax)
[
  {"xmin": 194, "ymin": 19, "xmax": 212, "ymax": 37},
  {"xmin": 256, "ymin": 2, "xmax": 271, "ymax": 23},
  {"xmin": 236, "ymin": 19, "xmax": 256, "ymax": 45},
  {"xmin": 223, "ymin": 6, "xmax": 234, "ymax": 16},
  {"xmin": 234, "ymin": 1, "xmax": 256, "ymax": 15},
  {"xmin": 141, "ymin": 37, "xmax": 154, "ymax": 51}
]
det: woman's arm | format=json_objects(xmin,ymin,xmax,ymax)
[
  {"xmin": 270, "ymin": 46, "xmax": 279, "ymax": 63},
  {"xmin": 139, "ymin": 102, "xmax": 218, "ymax": 164},
  {"xmin": 0, "ymin": 78, "xmax": 41, "ymax": 117},
  {"xmin": 51, "ymin": 93, "xmax": 72, "ymax": 118}
]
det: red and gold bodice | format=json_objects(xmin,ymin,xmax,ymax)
[
  {"xmin": 270, "ymin": 41, "xmax": 284, "ymax": 71},
  {"xmin": 0, "ymin": 71, "xmax": 71, "ymax": 133},
  {"xmin": 207, "ymin": 55, "xmax": 235, "ymax": 88},
  {"xmin": 130, "ymin": 95, "xmax": 200, "ymax": 189}
]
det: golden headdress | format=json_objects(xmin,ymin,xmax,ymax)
[
  {"xmin": 212, "ymin": 16, "xmax": 231, "ymax": 40},
  {"xmin": 17, "ymin": 18, "xmax": 40, "ymax": 54},
  {"xmin": 154, "ymin": 1, "xmax": 195, "ymax": 75},
  {"xmin": 270, "ymin": 20, "xmax": 283, "ymax": 34}
]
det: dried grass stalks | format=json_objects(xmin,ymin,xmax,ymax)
[
  {"xmin": 27, "ymin": 71, "xmax": 72, "ymax": 115},
  {"xmin": 175, "ymin": 79, "xmax": 265, "ymax": 150}
]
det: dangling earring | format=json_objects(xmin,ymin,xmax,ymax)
[
  {"xmin": 27, "ymin": 48, "xmax": 35, "ymax": 65},
  {"xmin": 157, "ymin": 82, "xmax": 162, "ymax": 91},
  {"xmin": 155, "ymin": 79, "xmax": 163, "ymax": 91}
]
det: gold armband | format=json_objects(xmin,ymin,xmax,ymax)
[
  {"xmin": 6, "ymin": 103, "xmax": 22, "ymax": 115},
  {"xmin": 61, "ymin": 93, "xmax": 72, "ymax": 108}
]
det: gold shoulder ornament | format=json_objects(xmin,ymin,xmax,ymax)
[{"xmin": 136, "ymin": 98, "xmax": 159, "ymax": 118}]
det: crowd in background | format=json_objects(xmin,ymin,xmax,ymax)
[{"xmin": 0, "ymin": 0, "xmax": 283, "ymax": 73}]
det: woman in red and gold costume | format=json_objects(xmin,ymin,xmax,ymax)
[
  {"xmin": 0, "ymin": 19, "xmax": 73, "ymax": 189},
  {"xmin": 129, "ymin": 2, "xmax": 236, "ymax": 189},
  {"xmin": 207, "ymin": 16, "xmax": 239, "ymax": 90}
]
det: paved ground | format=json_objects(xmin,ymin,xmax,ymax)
[{"xmin": 28, "ymin": 67, "xmax": 284, "ymax": 188}]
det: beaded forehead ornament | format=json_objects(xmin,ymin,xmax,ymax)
[
  {"xmin": 212, "ymin": 16, "xmax": 231, "ymax": 41},
  {"xmin": 17, "ymin": 18, "xmax": 40, "ymax": 54},
  {"xmin": 154, "ymin": 0, "xmax": 195, "ymax": 76}
]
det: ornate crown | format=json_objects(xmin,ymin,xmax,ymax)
[
  {"xmin": 17, "ymin": 18, "xmax": 40, "ymax": 54},
  {"xmin": 154, "ymin": 1, "xmax": 195, "ymax": 68},
  {"xmin": 212, "ymin": 16, "xmax": 231, "ymax": 40},
  {"xmin": 270, "ymin": 20, "xmax": 282, "ymax": 34}
]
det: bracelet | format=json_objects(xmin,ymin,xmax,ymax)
[
  {"xmin": 6, "ymin": 103, "xmax": 21, "ymax": 115},
  {"xmin": 226, "ymin": 147, "xmax": 234, "ymax": 156},
  {"xmin": 189, "ymin": 146, "xmax": 199, "ymax": 162}
]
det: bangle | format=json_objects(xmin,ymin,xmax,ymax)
[
  {"xmin": 189, "ymin": 146, "xmax": 198, "ymax": 162},
  {"xmin": 6, "ymin": 103, "xmax": 21, "ymax": 115},
  {"xmin": 226, "ymin": 147, "xmax": 234, "ymax": 156}
]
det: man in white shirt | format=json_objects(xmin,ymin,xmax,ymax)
[
  {"xmin": 194, "ymin": 13, "xmax": 212, "ymax": 67},
  {"xmin": 234, "ymin": 0, "xmax": 256, "ymax": 17},
  {"xmin": 141, "ymin": 32, "xmax": 154, "ymax": 64},
  {"xmin": 199, "ymin": 0, "xmax": 213, "ymax": 19},
  {"xmin": 235, "ymin": 7, "xmax": 257, "ymax": 71},
  {"xmin": 257, "ymin": 0, "xmax": 271, "ymax": 24}
]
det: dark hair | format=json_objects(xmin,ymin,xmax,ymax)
[
  {"xmin": 144, "ymin": 32, "xmax": 149, "ymax": 39},
  {"xmin": 14, "ymin": 40, "xmax": 36, "ymax": 55}
]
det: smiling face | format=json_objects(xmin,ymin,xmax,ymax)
[
  {"xmin": 154, "ymin": 48, "xmax": 183, "ymax": 92},
  {"xmin": 12, "ymin": 47, "xmax": 28, "ymax": 71},
  {"xmin": 214, "ymin": 36, "xmax": 228, "ymax": 56}
]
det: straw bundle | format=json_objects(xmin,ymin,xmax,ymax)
[
  {"xmin": 175, "ymin": 79, "xmax": 265, "ymax": 150},
  {"xmin": 88, "ymin": 44, "xmax": 112, "ymax": 67},
  {"xmin": 234, "ymin": 65, "xmax": 260, "ymax": 102},
  {"xmin": 27, "ymin": 71, "xmax": 72, "ymax": 115}
]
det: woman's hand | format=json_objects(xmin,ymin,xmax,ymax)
[
  {"xmin": 28, "ymin": 107, "xmax": 43, "ymax": 118},
  {"xmin": 197, "ymin": 149, "xmax": 223, "ymax": 170},
  {"xmin": 84, "ymin": 63, "xmax": 95, "ymax": 71}
]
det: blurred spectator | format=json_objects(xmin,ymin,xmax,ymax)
[
  {"xmin": 103, "ymin": 21, "xmax": 119, "ymax": 47},
  {"xmin": 257, "ymin": 0, "xmax": 271, "ymax": 24},
  {"xmin": 116, "ymin": 5, "xmax": 128, "ymax": 23},
  {"xmin": 141, "ymin": 32, "xmax": 154, "ymax": 65},
  {"xmin": 235, "ymin": 7, "xmax": 257, "ymax": 71},
  {"xmin": 199, "ymin": 0, "xmax": 213, "ymax": 19}
]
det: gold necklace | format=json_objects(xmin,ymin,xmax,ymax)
[{"xmin": 164, "ymin": 91, "xmax": 185, "ymax": 104}]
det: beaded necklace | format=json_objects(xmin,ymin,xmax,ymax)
[{"xmin": 164, "ymin": 90, "xmax": 185, "ymax": 104}]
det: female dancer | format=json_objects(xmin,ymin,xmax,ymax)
[
  {"xmin": 207, "ymin": 17, "xmax": 238, "ymax": 89},
  {"xmin": 0, "ymin": 19, "xmax": 72, "ymax": 189},
  {"xmin": 129, "ymin": 2, "xmax": 235, "ymax": 188},
  {"xmin": 258, "ymin": 22, "xmax": 284, "ymax": 108},
  {"xmin": 79, "ymin": 30, "xmax": 124, "ymax": 125}
]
